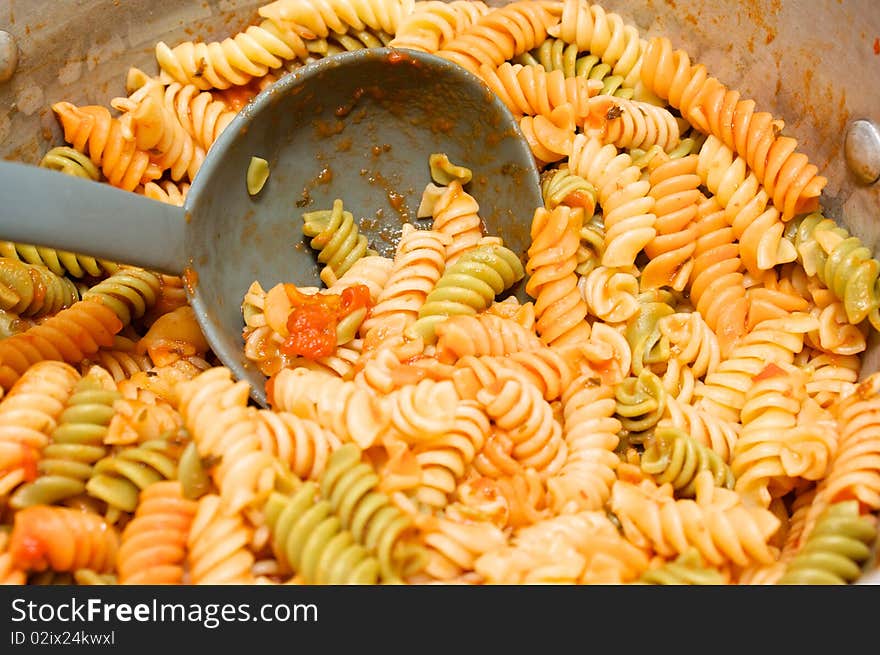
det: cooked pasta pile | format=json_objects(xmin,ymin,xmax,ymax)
[{"xmin": 1, "ymin": 0, "xmax": 879, "ymax": 585}]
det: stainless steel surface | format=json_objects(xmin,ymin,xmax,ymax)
[
  {"xmin": 0, "ymin": 0, "xmax": 878, "ymax": 582},
  {"xmin": 845, "ymin": 119, "xmax": 880, "ymax": 185}
]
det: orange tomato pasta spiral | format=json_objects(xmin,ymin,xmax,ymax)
[
  {"xmin": 526, "ymin": 205, "xmax": 591, "ymax": 346},
  {"xmin": 476, "ymin": 371, "xmax": 567, "ymax": 479},
  {"xmin": 142, "ymin": 180, "xmax": 191, "ymax": 207},
  {"xmin": 434, "ymin": 0, "xmax": 560, "ymax": 75},
  {"xmin": 418, "ymin": 504, "xmax": 508, "ymax": 581},
  {"xmin": 434, "ymin": 313, "xmax": 543, "ymax": 363},
  {"xmin": 640, "ymin": 154, "xmax": 702, "ymax": 291},
  {"xmin": 478, "ymin": 62, "xmax": 602, "ymax": 121},
  {"xmin": 389, "ymin": 0, "xmax": 490, "ymax": 52},
  {"xmin": 451, "ymin": 347, "xmax": 577, "ymax": 402},
  {"xmin": 51, "ymin": 102, "xmax": 162, "ymax": 191},
  {"xmin": 520, "ymin": 103, "xmax": 577, "ymax": 165},
  {"xmin": 0, "ymin": 361, "xmax": 80, "ymax": 496},
  {"xmin": 0, "ymin": 532, "xmax": 26, "ymax": 585},
  {"xmin": 9, "ymin": 505, "xmax": 119, "ymax": 573},
  {"xmin": 360, "ymin": 224, "xmax": 449, "ymax": 337},
  {"xmin": 117, "ymin": 481, "xmax": 198, "ymax": 584},
  {"xmin": 547, "ymin": 375, "xmax": 620, "ymax": 512},
  {"xmin": 428, "ymin": 180, "xmax": 485, "ymax": 265}
]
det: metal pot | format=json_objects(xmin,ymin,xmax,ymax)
[{"xmin": 1, "ymin": 0, "xmax": 879, "ymax": 582}]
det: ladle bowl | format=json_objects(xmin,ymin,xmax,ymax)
[{"xmin": 0, "ymin": 47, "xmax": 544, "ymax": 405}]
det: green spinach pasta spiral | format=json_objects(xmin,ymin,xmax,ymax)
[
  {"xmin": 777, "ymin": 501, "xmax": 877, "ymax": 585},
  {"xmin": 9, "ymin": 370, "xmax": 119, "ymax": 509},
  {"xmin": 636, "ymin": 549, "xmax": 726, "ymax": 585},
  {"xmin": 788, "ymin": 212, "xmax": 880, "ymax": 330},
  {"xmin": 319, "ymin": 444, "xmax": 427, "ymax": 582},
  {"xmin": 615, "ymin": 368, "xmax": 666, "ymax": 444},
  {"xmin": 303, "ymin": 198, "xmax": 373, "ymax": 286},
  {"xmin": 82, "ymin": 267, "xmax": 163, "ymax": 326},
  {"xmin": 264, "ymin": 485, "xmax": 381, "ymax": 584},
  {"xmin": 86, "ymin": 435, "xmax": 185, "ymax": 514},
  {"xmin": 408, "ymin": 244, "xmax": 525, "ymax": 341},
  {"xmin": 0, "ymin": 258, "xmax": 80, "ymax": 318},
  {"xmin": 640, "ymin": 427, "xmax": 734, "ymax": 498}
]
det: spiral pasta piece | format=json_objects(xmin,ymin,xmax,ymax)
[
  {"xmin": 641, "ymin": 426, "xmax": 734, "ymax": 498},
  {"xmin": 9, "ymin": 369, "xmax": 118, "ymax": 509},
  {"xmin": 777, "ymin": 501, "xmax": 877, "ymax": 585},
  {"xmin": 39, "ymin": 145, "xmax": 102, "ymax": 180},
  {"xmin": 116, "ymin": 82, "xmax": 205, "ymax": 182},
  {"xmin": 695, "ymin": 313, "xmax": 818, "ymax": 423},
  {"xmin": 256, "ymin": 410, "xmax": 343, "ymax": 481},
  {"xmin": 0, "ymin": 300, "xmax": 122, "ymax": 391},
  {"xmin": 434, "ymin": 1, "xmax": 559, "ymax": 75},
  {"xmin": 588, "ymin": 95, "xmax": 681, "ymax": 153},
  {"xmin": 117, "ymin": 480, "xmax": 198, "ymax": 584},
  {"xmin": 526, "ymin": 205, "xmax": 591, "ymax": 346},
  {"xmin": 568, "ymin": 134, "xmax": 656, "ymax": 268},
  {"xmin": 388, "ymin": 379, "xmax": 459, "ymax": 442},
  {"xmin": 433, "ymin": 312, "xmax": 542, "ymax": 364},
  {"xmin": 479, "ymin": 62, "xmax": 602, "ymax": 122},
  {"xmin": 615, "ymin": 368, "xmax": 666, "ymax": 441},
  {"xmin": 641, "ymin": 37, "xmax": 825, "ymax": 219},
  {"xmin": 0, "ymin": 241, "xmax": 117, "ymax": 280},
  {"xmin": 410, "ymin": 244, "xmax": 524, "ymax": 341},
  {"xmin": 141, "ymin": 180, "xmax": 191, "ymax": 207},
  {"xmin": 389, "ymin": 0, "xmax": 489, "ymax": 52},
  {"xmin": 578, "ymin": 265, "xmax": 639, "ymax": 323},
  {"xmin": 476, "ymin": 510, "xmax": 649, "ymax": 584},
  {"xmin": 0, "ymin": 361, "xmax": 80, "ymax": 496},
  {"xmin": 452, "ymin": 347, "xmax": 576, "ymax": 403},
  {"xmin": 9, "ymin": 506, "xmax": 119, "ymax": 573},
  {"xmin": 640, "ymin": 155, "xmax": 701, "ymax": 290},
  {"xmin": 81, "ymin": 267, "xmax": 162, "ymax": 328},
  {"xmin": 412, "ymin": 400, "xmax": 490, "ymax": 507},
  {"xmin": 476, "ymin": 371, "xmax": 567, "ymax": 478},
  {"xmin": 611, "ymin": 476, "xmax": 780, "ymax": 567},
  {"xmin": 178, "ymin": 367, "xmax": 275, "ymax": 514},
  {"xmin": 51, "ymin": 102, "xmax": 162, "ymax": 191},
  {"xmin": 659, "ymin": 395, "xmax": 740, "ymax": 463},
  {"xmin": 260, "ymin": 0, "xmax": 416, "ymax": 38},
  {"xmin": 320, "ymin": 444, "xmax": 426, "ymax": 581},
  {"xmin": 153, "ymin": 76, "xmax": 238, "ymax": 151},
  {"xmin": 360, "ymin": 224, "xmax": 449, "ymax": 338},
  {"xmin": 635, "ymin": 549, "xmax": 726, "ymax": 585},
  {"xmin": 540, "ymin": 167, "xmax": 598, "ymax": 214},
  {"xmin": 155, "ymin": 18, "xmax": 315, "ymax": 91},
  {"xmin": 552, "ymin": 0, "xmax": 650, "ymax": 95},
  {"xmin": 83, "ymin": 336, "xmax": 153, "ymax": 383},
  {"xmin": 425, "ymin": 180, "xmax": 484, "ymax": 265},
  {"xmin": 547, "ymin": 375, "xmax": 620, "ymax": 512},
  {"xmin": 303, "ymin": 199, "xmax": 372, "ymax": 286},
  {"xmin": 789, "ymin": 212, "xmax": 880, "ymax": 330},
  {"xmin": 186, "ymin": 494, "xmax": 255, "ymax": 584},
  {"xmin": 86, "ymin": 436, "xmax": 184, "ymax": 514},
  {"xmin": 516, "ymin": 37, "xmax": 634, "ymax": 99},
  {"xmin": 0, "ymin": 258, "xmax": 79, "ymax": 318},
  {"xmin": 269, "ymin": 367, "xmax": 390, "ymax": 449}
]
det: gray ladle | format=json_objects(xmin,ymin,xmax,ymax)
[{"xmin": 0, "ymin": 47, "xmax": 543, "ymax": 406}]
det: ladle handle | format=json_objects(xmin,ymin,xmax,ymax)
[{"xmin": 0, "ymin": 161, "xmax": 187, "ymax": 274}]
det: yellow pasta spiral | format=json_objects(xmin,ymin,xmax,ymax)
[
  {"xmin": 186, "ymin": 494, "xmax": 255, "ymax": 584},
  {"xmin": 427, "ymin": 180, "xmax": 484, "ymax": 265},
  {"xmin": 389, "ymin": 0, "xmax": 489, "ymax": 52},
  {"xmin": 260, "ymin": 0, "xmax": 416, "ymax": 39}
]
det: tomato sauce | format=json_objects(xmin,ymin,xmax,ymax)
[{"xmin": 279, "ymin": 284, "xmax": 372, "ymax": 360}]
